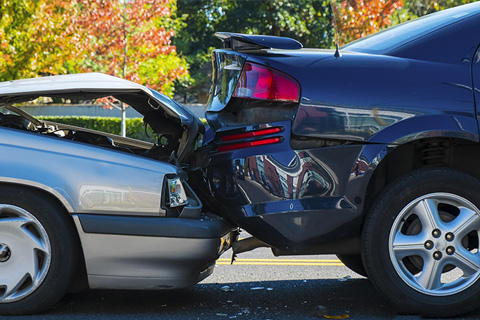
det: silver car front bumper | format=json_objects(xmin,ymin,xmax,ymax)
[{"xmin": 73, "ymin": 214, "xmax": 236, "ymax": 289}]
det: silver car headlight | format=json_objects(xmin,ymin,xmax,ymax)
[{"xmin": 167, "ymin": 176, "xmax": 189, "ymax": 208}]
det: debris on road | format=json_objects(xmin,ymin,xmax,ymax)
[
  {"xmin": 221, "ymin": 285, "xmax": 233, "ymax": 292},
  {"xmin": 324, "ymin": 315, "xmax": 349, "ymax": 319},
  {"xmin": 313, "ymin": 305, "xmax": 350, "ymax": 319},
  {"xmin": 313, "ymin": 305, "xmax": 329, "ymax": 317},
  {"xmin": 337, "ymin": 276, "xmax": 351, "ymax": 282}
]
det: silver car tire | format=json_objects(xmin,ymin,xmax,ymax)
[
  {"xmin": 362, "ymin": 168, "xmax": 480, "ymax": 317},
  {"xmin": 0, "ymin": 186, "xmax": 79, "ymax": 315}
]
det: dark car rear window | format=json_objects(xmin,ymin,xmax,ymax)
[{"xmin": 342, "ymin": 2, "xmax": 480, "ymax": 55}]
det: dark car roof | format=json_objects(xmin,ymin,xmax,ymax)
[{"xmin": 343, "ymin": 2, "xmax": 480, "ymax": 55}]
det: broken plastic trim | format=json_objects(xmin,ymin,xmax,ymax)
[{"xmin": 230, "ymin": 237, "xmax": 270, "ymax": 264}]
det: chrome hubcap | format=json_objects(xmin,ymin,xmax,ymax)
[
  {"xmin": 389, "ymin": 193, "xmax": 480, "ymax": 296},
  {"xmin": 0, "ymin": 205, "xmax": 51, "ymax": 303}
]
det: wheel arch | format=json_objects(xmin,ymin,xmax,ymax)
[
  {"xmin": 0, "ymin": 179, "xmax": 74, "ymax": 213},
  {"xmin": 368, "ymin": 114, "xmax": 479, "ymax": 145},
  {"xmin": 364, "ymin": 137, "xmax": 480, "ymax": 219}
]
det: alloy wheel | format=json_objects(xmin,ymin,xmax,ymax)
[{"xmin": 389, "ymin": 193, "xmax": 480, "ymax": 296}]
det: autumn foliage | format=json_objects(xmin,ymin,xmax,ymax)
[
  {"xmin": 2, "ymin": 0, "xmax": 464, "ymax": 97},
  {"xmin": 0, "ymin": 0, "xmax": 80, "ymax": 80},
  {"xmin": 77, "ymin": 0, "xmax": 187, "ymax": 94},
  {"xmin": 336, "ymin": 0, "xmax": 404, "ymax": 45},
  {"xmin": 0, "ymin": 0, "xmax": 187, "ymax": 96}
]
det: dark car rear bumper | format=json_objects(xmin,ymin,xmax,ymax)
[{"xmin": 202, "ymin": 120, "xmax": 391, "ymax": 253}]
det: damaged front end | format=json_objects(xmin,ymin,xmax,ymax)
[{"xmin": 0, "ymin": 73, "xmax": 240, "ymax": 290}]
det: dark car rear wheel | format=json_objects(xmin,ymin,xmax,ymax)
[
  {"xmin": 362, "ymin": 168, "xmax": 480, "ymax": 317},
  {"xmin": 0, "ymin": 186, "xmax": 78, "ymax": 315},
  {"xmin": 336, "ymin": 254, "xmax": 367, "ymax": 277}
]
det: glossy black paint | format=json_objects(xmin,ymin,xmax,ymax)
[
  {"xmin": 199, "ymin": 4, "xmax": 480, "ymax": 253},
  {"xmin": 203, "ymin": 119, "xmax": 395, "ymax": 251},
  {"xmin": 215, "ymin": 32, "xmax": 303, "ymax": 50},
  {"xmin": 474, "ymin": 46, "xmax": 480, "ymax": 121}
]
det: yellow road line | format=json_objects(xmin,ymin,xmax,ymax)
[
  {"xmin": 216, "ymin": 258, "xmax": 344, "ymax": 266},
  {"xmin": 218, "ymin": 258, "xmax": 341, "ymax": 263},
  {"xmin": 217, "ymin": 262, "xmax": 344, "ymax": 266}
]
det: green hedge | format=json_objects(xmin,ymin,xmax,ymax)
[
  {"xmin": 38, "ymin": 116, "xmax": 208, "ymax": 143},
  {"xmin": 38, "ymin": 116, "xmax": 156, "ymax": 142}
]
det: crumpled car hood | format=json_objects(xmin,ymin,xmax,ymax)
[{"xmin": 0, "ymin": 72, "xmax": 201, "ymax": 131}]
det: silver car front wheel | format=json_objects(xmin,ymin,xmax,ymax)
[
  {"xmin": 0, "ymin": 204, "xmax": 51, "ymax": 303},
  {"xmin": 0, "ymin": 186, "xmax": 79, "ymax": 315}
]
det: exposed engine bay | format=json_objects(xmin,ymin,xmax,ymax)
[{"xmin": 0, "ymin": 92, "xmax": 193, "ymax": 164}]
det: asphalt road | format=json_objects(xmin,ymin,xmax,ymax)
[{"xmin": 9, "ymin": 246, "xmax": 480, "ymax": 320}]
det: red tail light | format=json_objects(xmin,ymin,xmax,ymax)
[
  {"xmin": 233, "ymin": 62, "xmax": 300, "ymax": 102},
  {"xmin": 217, "ymin": 126, "xmax": 284, "ymax": 152},
  {"xmin": 217, "ymin": 137, "xmax": 282, "ymax": 152},
  {"xmin": 221, "ymin": 127, "xmax": 282, "ymax": 142}
]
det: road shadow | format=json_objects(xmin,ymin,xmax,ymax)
[{"xmin": 10, "ymin": 278, "xmax": 480, "ymax": 319}]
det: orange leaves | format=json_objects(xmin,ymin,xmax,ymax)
[
  {"xmin": 0, "ymin": 0, "xmax": 81, "ymax": 80},
  {"xmin": 0, "ymin": 0, "xmax": 187, "ymax": 95},
  {"xmin": 76, "ymin": 0, "xmax": 185, "ymax": 95},
  {"xmin": 336, "ymin": 0, "xmax": 404, "ymax": 45}
]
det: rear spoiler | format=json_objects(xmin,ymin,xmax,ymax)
[{"xmin": 214, "ymin": 32, "xmax": 303, "ymax": 51}]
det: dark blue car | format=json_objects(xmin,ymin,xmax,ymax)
[{"xmin": 193, "ymin": 2, "xmax": 480, "ymax": 317}]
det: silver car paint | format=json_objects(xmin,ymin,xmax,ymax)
[
  {"xmin": 0, "ymin": 126, "xmax": 180, "ymax": 215},
  {"xmin": 0, "ymin": 73, "xmax": 185, "ymax": 122},
  {"xmin": 73, "ymin": 216, "xmax": 227, "ymax": 289}
]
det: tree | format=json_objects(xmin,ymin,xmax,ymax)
[
  {"xmin": 0, "ymin": 0, "xmax": 80, "ymax": 81},
  {"xmin": 1, "ymin": 0, "xmax": 188, "ymax": 97},
  {"xmin": 77, "ymin": 0, "xmax": 188, "ymax": 96},
  {"xmin": 335, "ymin": 0, "xmax": 404, "ymax": 45},
  {"xmin": 393, "ymin": 0, "xmax": 472, "ymax": 23},
  {"xmin": 1, "ymin": 0, "xmax": 189, "ymax": 137},
  {"xmin": 175, "ymin": 0, "xmax": 335, "ymax": 102},
  {"xmin": 75, "ymin": 0, "xmax": 189, "ymax": 136}
]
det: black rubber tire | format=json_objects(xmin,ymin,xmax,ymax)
[
  {"xmin": 0, "ymin": 186, "xmax": 79, "ymax": 315},
  {"xmin": 336, "ymin": 254, "xmax": 367, "ymax": 277},
  {"xmin": 362, "ymin": 168, "xmax": 480, "ymax": 318}
]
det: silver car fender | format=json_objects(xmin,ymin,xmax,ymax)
[{"xmin": 0, "ymin": 127, "xmax": 179, "ymax": 216}]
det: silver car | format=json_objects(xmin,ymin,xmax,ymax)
[{"xmin": 0, "ymin": 73, "xmax": 236, "ymax": 315}]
